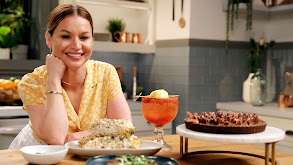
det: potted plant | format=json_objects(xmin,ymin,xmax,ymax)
[
  {"xmin": 106, "ymin": 18, "xmax": 125, "ymax": 42},
  {"xmin": 135, "ymin": 86, "xmax": 145, "ymax": 101},
  {"xmin": 248, "ymin": 37, "xmax": 275, "ymax": 73},
  {"xmin": 0, "ymin": 26, "xmax": 11, "ymax": 59},
  {"xmin": 226, "ymin": 0, "xmax": 253, "ymax": 49},
  {"xmin": 0, "ymin": 0, "xmax": 31, "ymax": 60},
  {"xmin": 243, "ymin": 37, "xmax": 275, "ymax": 103}
]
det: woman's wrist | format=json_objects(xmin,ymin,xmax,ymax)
[{"xmin": 46, "ymin": 77, "xmax": 62, "ymax": 92}]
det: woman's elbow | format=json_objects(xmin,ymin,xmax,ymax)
[
  {"xmin": 46, "ymin": 138, "xmax": 65, "ymax": 145},
  {"xmin": 38, "ymin": 130, "xmax": 67, "ymax": 145},
  {"xmin": 41, "ymin": 135, "xmax": 66, "ymax": 145}
]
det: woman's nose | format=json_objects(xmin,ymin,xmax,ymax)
[{"xmin": 71, "ymin": 37, "xmax": 82, "ymax": 50}]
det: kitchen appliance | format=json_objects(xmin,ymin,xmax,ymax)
[{"xmin": 0, "ymin": 106, "xmax": 29, "ymax": 149}]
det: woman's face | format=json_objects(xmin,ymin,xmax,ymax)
[{"xmin": 46, "ymin": 15, "xmax": 93, "ymax": 71}]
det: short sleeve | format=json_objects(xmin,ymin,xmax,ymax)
[
  {"xmin": 18, "ymin": 73, "xmax": 46, "ymax": 109},
  {"xmin": 105, "ymin": 65, "xmax": 122, "ymax": 102}
]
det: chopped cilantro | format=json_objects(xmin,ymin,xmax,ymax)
[{"xmin": 116, "ymin": 154, "xmax": 155, "ymax": 165}]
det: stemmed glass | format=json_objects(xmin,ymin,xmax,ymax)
[{"xmin": 141, "ymin": 96, "xmax": 179, "ymax": 151}]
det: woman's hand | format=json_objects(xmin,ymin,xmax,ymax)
[
  {"xmin": 64, "ymin": 130, "xmax": 91, "ymax": 143},
  {"xmin": 46, "ymin": 53, "xmax": 67, "ymax": 81}
]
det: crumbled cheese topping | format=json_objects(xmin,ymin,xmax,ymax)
[
  {"xmin": 89, "ymin": 119, "xmax": 135, "ymax": 137},
  {"xmin": 83, "ymin": 135, "xmax": 140, "ymax": 149}
]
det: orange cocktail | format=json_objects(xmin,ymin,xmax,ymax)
[
  {"xmin": 141, "ymin": 95, "xmax": 179, "ymax": 151},
  {"xmin": 141, "ymin": 97, "xmax": 178, "ymax": 127}
]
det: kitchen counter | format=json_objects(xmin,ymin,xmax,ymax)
[
  {"xmin": 0, "ymin": 106, "xmax": 26, "ymax": 118},
  {"xmin": 0, "ymin": 100, "xmax": 141, "ymax": 118},
  {"xmin": 1, "ymin": 134, "xmax": 293, "ymax": 165},
  {"xmin": 216, "ymin": 101, "xmax": 293, "ymax": 119}
]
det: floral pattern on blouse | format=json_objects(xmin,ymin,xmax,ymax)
[{"xmin": 18, "ymin": 60, "xmax": 122, "ymax": 142}]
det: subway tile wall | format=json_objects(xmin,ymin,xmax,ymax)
[
  {"xmin": 91, "ymin": 51, "xmax": 155, "ymax": 98},
  {"xmin": 150, "ymin": 47, "xmax": 190, "ymax": 133}
]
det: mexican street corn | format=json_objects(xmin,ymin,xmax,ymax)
[
  {"xmin": 78, "ymin": 119, "xmax": 140, "ymax": 149},
  {"xmin": 89, "ymin": 118, "xmax": 135, "ymax": 137}
]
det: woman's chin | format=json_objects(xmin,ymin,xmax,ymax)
[{"xmin": 65, "ymin": 61, "xmax": 86, "ymax": 71}]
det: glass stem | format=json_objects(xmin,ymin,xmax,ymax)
[{"xmin": 154, "ymin": 127, "xmax": 165, "ymax": 144}]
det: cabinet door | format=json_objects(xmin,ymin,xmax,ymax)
[{"xmin": 222, "ymin": 110, "xmax": 293, "ymax": 154}]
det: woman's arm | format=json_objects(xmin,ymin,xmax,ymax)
[
  {"xmin": 26, "ymin": 54, "xmax": 68, "ymax": 145},
  {"xmin": 107, "ymin": 92, "xmax": 132, "ymax": 121},
  {"xmin": 64, "ymin": 92, "xmax": 131, "ymax": 143},
  {"xmin": 26, "ymin": 101, "xmax": 68, "ymax": 145}
]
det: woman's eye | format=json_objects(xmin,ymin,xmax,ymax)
[
  {"xmin": 80, "ymin": 36, "xmax": 89, "ymax": 40},
  {"xmin": 61, "ymin": 35, "xmax": 70, "ymax": 39}
]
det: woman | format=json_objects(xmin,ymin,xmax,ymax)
[{"xmin": 9, "ymin": 4, "xmax": 131, "ymax": 149}]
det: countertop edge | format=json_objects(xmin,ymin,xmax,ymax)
[{"xmin": 216, "ymin": 102, "xmax": 293, "ymax": 120}]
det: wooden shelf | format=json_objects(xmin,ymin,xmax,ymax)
[
  {"xmin": 267, "ymin": 3, "xmax": 293, "ymax": 14},
  {"xmin": 79, "ymin": 0, "xmax": 151, "ymax": 11},
  {"xmin": 93, "ymin": 41, "xmax": 155, "ymax": 54},
  {"xmin": 0, "ymin": 59, "xmax": 43, "ymax": 74},
  {"xmin": 223, "ymin": 1, "xmax": 293, "ymax": 15}
]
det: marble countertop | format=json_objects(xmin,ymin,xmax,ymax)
[
  {"xmin": 216, "ymin": 101, "xmax": 293, "ymax": 120},
  {"xmin": 0, "ymin": 100, "xmax": 142, "ymax": 118}
]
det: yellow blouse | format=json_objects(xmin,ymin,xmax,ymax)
[{"xmin": 18, "ymin": 60, "xmax": 122, "ymax": 142}]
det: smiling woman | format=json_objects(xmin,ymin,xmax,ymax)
[{"xmin": 9, "ymin": 4, "xmax": 132, "ymax": 149}]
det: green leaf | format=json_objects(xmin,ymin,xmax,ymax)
[
  {"xmin": 0, "ymin": 26, "xmax": 11, "ymax": 36},
  {"xmin": 106, "ymin": 18, "xmax": 125, "ymax": 34}
]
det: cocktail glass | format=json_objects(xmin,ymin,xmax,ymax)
[{"xmin": 141, "ymin": 96, "xmax": 179, "ymax": 151}]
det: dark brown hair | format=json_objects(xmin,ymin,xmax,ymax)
[{"xmin": 47, "ymin": 4, "xmax": 93, "ymax": 35}]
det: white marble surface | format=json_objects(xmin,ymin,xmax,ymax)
[
  {"xmin": 216, "ymin": 102, "xmax": 293, "ymax": 119},
  {"xmin": 176, "ymin": 124, "xmax": 285, "ymax": 144}
]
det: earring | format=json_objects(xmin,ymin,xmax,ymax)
[{"xmin": 49, "ymin": 48, "xmax": 52, "ymax": 54}]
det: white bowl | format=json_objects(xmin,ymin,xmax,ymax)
[{"xmin": 20, "ymin": 145, "xmax": 68, "ymax": 164}]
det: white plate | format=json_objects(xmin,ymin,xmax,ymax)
[{"xmin": 65, "ymin": 140, "xmax": 163, "ymax": 158}]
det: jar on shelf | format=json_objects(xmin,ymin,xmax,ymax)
[
  {"xmin": 250, "ymin": 69, "xmax": 266, "ymax": 106},
  {"xmin": 282, "ymin": 71, "xmax": 293, "ymax": 96}
]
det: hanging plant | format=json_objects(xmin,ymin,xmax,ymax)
[{"xmin": 226, "ymin": 0, "xmax": 253, "ymax": 49}]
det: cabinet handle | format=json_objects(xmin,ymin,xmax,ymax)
[{"xmin": 286, "ymin": 130, "xmax": 293, "ymax": 135}]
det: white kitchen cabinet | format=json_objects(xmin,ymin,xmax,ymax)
[
  {"xmin": 127, "ymin": 100, "xmax": 172, "ymax": 138},
  {"xmin": 0, "ymin": 106, "xmax": 29, "ymax": 149},
  {"xmin": 254, "ymin": 115, "xmax": 293, "ymax": 154},
  {"xmin": 217, "ymin": 102, "xmax": 293, "ymax": 154}
]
